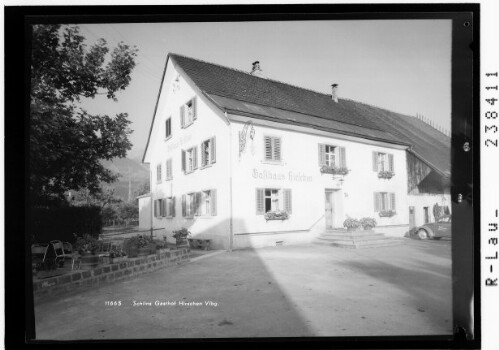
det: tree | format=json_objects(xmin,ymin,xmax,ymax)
[
  {"xmin": 30, "ymin": 24, "xmax": 138, "ymax": 206},
  {"xmin": 118, "ymin": 201, "xmax": 139, "ymax": 226}
]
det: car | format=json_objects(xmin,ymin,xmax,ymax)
[{"xmin": 414, "ymin": 215, "xmax": 452, "ymax": 240}]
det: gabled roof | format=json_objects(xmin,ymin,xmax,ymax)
[{"xmin": 153, "ymin": 53, "xmax": 450, "ymax": 176}]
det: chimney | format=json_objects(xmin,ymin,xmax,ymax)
[
  {"xmin": 331, "ymin": 84, "xmax": 339, "ymax": 103},
  {"xmin": 250, "ymin": 61, "xmax": 263, "ymax": 77}
]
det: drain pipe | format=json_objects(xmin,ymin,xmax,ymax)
[{"xmin": 227, "ymin": 111, "xmax": 234, "ymax": 252}]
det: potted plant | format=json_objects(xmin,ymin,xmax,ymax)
[
  {"xmin": 360, "ymin": 217, "xmax": 377, "ymax": 231},
  {"xmin": 109, "ymin": 249, "xmax": 127, "ymax": 264},
  {"xmin": 128, "ymin": 235, "xmax": 155, "ymax": 256},
  {"xmin": 73, "ymin": 234, "xmax": 101, "ymax": 269},
  {"xmin": 172, "ymin": 228, "xmax": 191, "ymax": 247},
  {"xmin": 264, "ymin": 210, "xmax": 289, "ymax": 221},
  {"xmin": 378, "ymin": 171, "xmax": 395, "ymax": 179},
  {"xmin": 320, "ymin": 165, "xmax": 350, "ymax": 176},
  {"xmin": 379, "ymin": 210, "xmax": 396, "ymax": 218},
  {"xmin": 343, "ymin": 217, "xmax": 361, "ymax": 231}
]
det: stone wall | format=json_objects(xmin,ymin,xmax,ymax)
[{"xmin": 32, "ymin": 248, "xmax": 190, "ymax": 304}]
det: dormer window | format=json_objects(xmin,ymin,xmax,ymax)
[{"xmin": 180, "ymin": 97, "xmax": 197, "ymax": 128}]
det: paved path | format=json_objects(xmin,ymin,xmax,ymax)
[{"xmin": 33, "ymin": 239, "xmax": 452, "ymax": 339}]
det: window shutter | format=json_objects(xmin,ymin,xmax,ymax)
[
  {"xmin": 154, "ymin": 199, "xmax": 158, "ymax": 217},
  {"xmin": 388, "ymin": 154, "xmax": 394, "ymax": 172},
  {"xmin": 161, "ymin": 199, "xmax": 166, "ymax": 217},
  {"xmin": 339, "ymin": 147, "xmax": 346, "ymax": 168},
  {"xmin": 210, "ymin": 137, "xmax": 216, "ymax": 164},
  {"xmin": 372, "ymin": 151, "xmax": 378, "ymax": 172},
  {"xmin": 181, "ymin": 150, "xmax": 186, "ymax": 172},
  {"xmin": 171, "ymin": 197, "xmax": 176, "ymax": 217},
  {"xmin": 168, "ymin": 159, "xmax": 173, "ymax": 179},
  {"xmin": 264, "ymin": 136, "xmax": 272, "ymax": 160},
  {"xmin": 211, "ymin": 189, "xmax": 217, "ymax": 216},
  {"xmin": 180, "ymin": 105, "xmax": 185, "ymax": 128},
  {"xmin": 374, "ymin": 193, "xmax": 379, "ymax": 212},
  {"xmin": 195, "ymin": 192, "xmax": 202, "ymax": 216},
  {"xmin": 181, "ymin": 194, "xmax": 186, "ymax": 217},
  {"xmin": 390, "ymin": 193, "xmax": 396, "ymax": 211},
  {"xmin": 284, "ymin": 189, "xmax": 292, "ymax": 214},
  {"xmin": 256, "ymin": 188, "xmax": 264, "ymax": 214},
  {"xmin": 201, "ymin": 142, "xmax": 206, "ymax": 167},
  {"xmin": 192, "ymin": 97, "xmax": 197, "ymax": 120},
  {"xmin": 192, "ymin": 146, "xmax": 198, "ymax": 170},
  {"xmin": 273, "ymin": 137, "xmax": 281, "ymax": 161},
  {"xmin": 318, "ymin": 144, "xmax": 326, "ymax": 166}
]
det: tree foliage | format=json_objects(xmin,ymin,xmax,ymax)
[{"xmin": 30, "ymin": 24, "xmax": 138, "ymax": 206}]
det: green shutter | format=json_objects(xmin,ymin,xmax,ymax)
[
  {"xmin": 264, "ymin": 136, "xmax": 272, "ymax": 160},
  {"xmin": 192, "ymin": 97, "xmax": 197, "ymax": 120},
  {"xmin": 211, "ymin": 189, "xmax": 217, "ymax": 216},
  {"xmin": 339, "ymin": 147, "xmax": 346, "ymax": 168},
  {"xmin": 180, "ymin": 105, "xmax": 185, "ymax": 128},
  {"xmin": 256, "ymin": 188, "xmax": 264, "ymax": 214},
  {"xmin": 372, "ymin": 151, "xmax": 378, "ymax": 172},
  {"xmin": 318, "ymin": 144, "xmax": 325, "ymax": 166},
  {"xmin": 181, "ymin": 150, "xmax": 186, "ymax": 172},
  {"xmin": 388, "ymin": 153, "xmax": 394, "ymax": 172},
  {"xmin": 195, "ymin": 192, "xmax": 202, "ymax": 216},
  {"xmin": 374, "ymin": 193, "xmax": 380, "ymax": 212},
  {"xmin": 284, "ymin": 189, "xmax": 292, "ymax": 214},
  {"xmin": 192, "ymin": 146, "xmax": 198, "ymax": 170},
  {"xmin": 200, "ymin": 142, "xmax": 206, "ymax": 167},
  {"xmin": 172, "ymin": 197, "xmax": 176, "ymax": 217},
  {"xmin": 154, "ymin": 199, "xmax": 158, "ymax": 217},
  {"xmin": 273, "ymin": 137, "xmax": 281, "ymax": 161},
  {"xmin": 210, "ymin": 137, "xmax": 216, "ymax": 164},
  {"xmin": 390, "ymin": 193, "xmax": 396, "ymax": 211},
  {"xmin": 181, "ymin": 194, "xmax": 186, "ymax": 217}
]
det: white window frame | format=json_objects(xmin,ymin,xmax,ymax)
[
  {"xmin": 325, "ymin": 145, "xmax": 337, "ymax": 167},
  {"xmin": 201, "ymin": 137, "xmax": 216, "ymax": 168},
  {"xmin": 374, "ymin": 192, "xmax": 396, "ymax": 212}
]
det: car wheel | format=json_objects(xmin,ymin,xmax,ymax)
[{"xmin": 417, "ymin": 229, "xmax": 429, "ymax": 240}]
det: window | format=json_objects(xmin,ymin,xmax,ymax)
[
  {"xmin": 166, "ymin": 158, "xmax": 173, "ymax": 180},
  {"xmin": 264, "ymin": 136, "xmax": 281, "ymax": 162},
  {"xmin": 201, "ymin": 137, "xmax": 216, "ymax": 167},
  {"xmin": 165, "ymin": 117, "xmax": 172, "ymax": 138},
  {"xmin": 372, "ymin": 151, "xmax": 394, "ymax": 172},
  {"xmin": 319, "ymin": 144, "xmax": 346, "ymax": 167},
  {"xmin": 154, "ymin": 198, "xmax": 167, "ymax": 218},
  {"xmin": 256, "ymin": 188, "xmax": 292, "ymax": 214},
  {"xmin": 180, "ymin": 97, "xmax": 197, "ymax": 128},
  {"xmin": 374, "ymin": 192, "xmax": 396, "ymax": 212},
  {"xmin": 182, "ymin": 189, "xmax": 217, "ymax": 217},
  {"xmin": 156, "ymin": 164, "xmax": 162, "ymax": 183},
  {"xmin": 165, "ymin": 197, "xmax": 175, "ymax": 218},
  {"xmin": 181, "ymin": 146, "xmax": 198, "ymax": 174}
]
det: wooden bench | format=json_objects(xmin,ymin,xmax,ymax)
[{"xmin": 187, "ymin": 238, "xmax": 212, "ymax": 251}]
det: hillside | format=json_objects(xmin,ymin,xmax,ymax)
[{"xmin": 101, "ymin": 157, "xmax": 149, "ymax": 201}]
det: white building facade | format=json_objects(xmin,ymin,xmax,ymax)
[{"xmin": 140, "ymin": 54, "xmax": 430, "ymax": 250}]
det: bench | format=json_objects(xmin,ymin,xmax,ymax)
[{"xmin": 187, "ymin": 238, "xmax": 212, "ymax": 251}]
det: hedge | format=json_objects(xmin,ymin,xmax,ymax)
[{"xmin": 30, "ymin": 206, "xmax": 102, "ymax": 244}]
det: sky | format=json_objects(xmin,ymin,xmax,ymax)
[{"xmin": 77, "ymin": 20, "xmax": 452, "ymax": 159}]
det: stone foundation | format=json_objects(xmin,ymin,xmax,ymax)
[{"xmin": 32, "ymin": 248, "xmax": 190, "ymax": 304}]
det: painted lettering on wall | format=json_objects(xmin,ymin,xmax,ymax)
[
  {"xmin": 252, "ymin": 168, "xmax": 312, "ymax": 182},
  {"xmin": 167, "ymin": 135, "xmax": 193, "ymax": 152}
]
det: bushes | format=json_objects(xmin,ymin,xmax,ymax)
[{"xmin": 31, "ymin": 206, "xmax": 102, "ymax": 244}]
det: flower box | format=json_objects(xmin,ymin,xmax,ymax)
[
  {"xmin": 264, "ymin": 211, "xmax": 289, "ymax": 221},
  {"xmin": 320, "ymin": 166, "xmax": 349, "ymax": 175},
  {"xmin": 378, "ymin": 171, "xmax": 395, "ymax": 179},
  {"xmin": 379, "ymin": 210, "xmax": 396, "ymax": 218}
]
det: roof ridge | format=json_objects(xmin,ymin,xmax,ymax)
[{"xmin": 169, "ymin": 52, "xmax": 334, "ymax": 99}]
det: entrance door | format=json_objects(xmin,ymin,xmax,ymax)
[
  {"xmin": 424, "ymin": 207, "xmax": 430, "ymax": 223},
  {"xmin": 409, "ymin": 206, "xmax": 416, "ymax": 229},
  {"xmin": 325, "ymin": 190, "xmax": 334, "ymax": 229}
]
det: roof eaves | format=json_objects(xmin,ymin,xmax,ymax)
[
  {"xmin": 142, "ymin": 54, "xmax": 171, "ymax": 164},
  {"xmin": 225, "ymin": 108, "xmax": 411, "ymax": 148}
]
